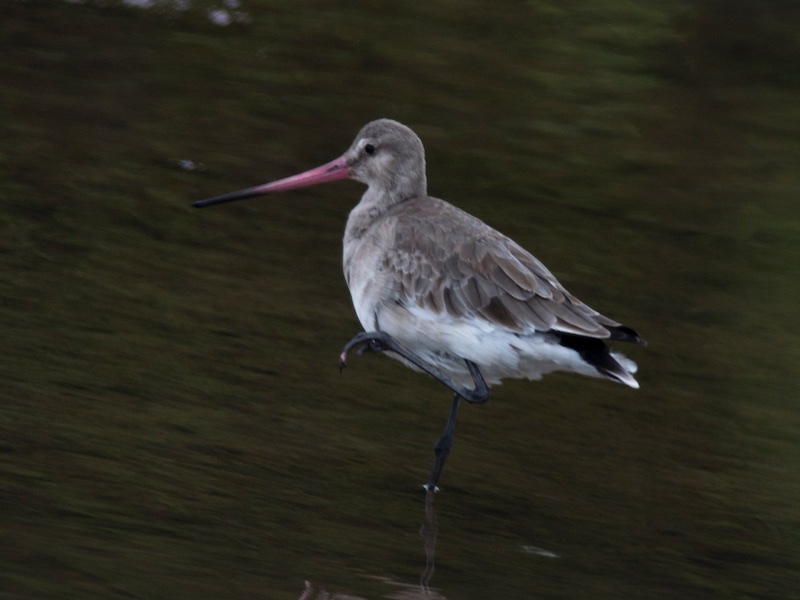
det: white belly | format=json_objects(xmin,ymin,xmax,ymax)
[{"xmin": 357, "ymin": 296, "xmax": 608, "ymax": 387}]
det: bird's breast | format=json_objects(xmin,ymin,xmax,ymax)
[{"xmin": 343, "ymin": 219, "xmax": 394, "ymax": 332}]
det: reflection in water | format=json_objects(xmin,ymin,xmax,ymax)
[
  {"xmin": 419, "ymin": 490, "xmax": 439, "ymax": 594},
  {"xmin": 379, "ymin": 574, "xmax": 448, "ymax": 600},
  {"xmin": 418, "ymin": 492, "xmax": 561, "ymax": 598},
  {"xmin": 296, "ymin": 493, "xmax": 446, "ymax": 600},
  {"xmin": 297, "ymin": 484, "xmax": 562, "ymax": 599},
  {"xmin": 297, "ymin": 579, "xmax": 366, "ymax": 600}
]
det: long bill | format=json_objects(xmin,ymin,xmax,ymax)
[{"xmin": 192, "ymin": 154, "xmax": 350, "ymax": 208}]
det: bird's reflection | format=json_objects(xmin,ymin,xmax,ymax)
[
  {"xmin": 296, "ymin": 492, "xmax": 447, "ymax": 600},
  {"xmin": 419, "ymin": 489, "xmax": 439, "ymax": 593}
]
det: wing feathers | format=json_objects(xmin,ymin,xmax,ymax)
[{"xmin": 383, "ymin": 197, "xmax": 638, "ymax": 340}]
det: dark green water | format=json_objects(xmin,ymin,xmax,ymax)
[{"xmin": 2, "ymin": 1, "xmax": 799, "ymax": 598}]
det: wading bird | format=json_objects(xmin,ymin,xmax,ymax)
[{"xmin": 193, "ymin": 119, "xmax": 644, "ymax": 491}]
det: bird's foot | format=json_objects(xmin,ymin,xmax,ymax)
[
  {"xmin": 339, "ymin": 332, "xmax": 391, "ymax": 372},
  {"xmin": 422, "ymin": 483, "xmax": 440, "ymax": 493},
  {"xmin": 359, "ymin": 339, "xmax": 388, "ymax": 355}
]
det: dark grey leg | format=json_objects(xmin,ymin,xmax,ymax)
[
  {"xmin": 424, "ymin": 393, "xmax": 461, "ymax": 492},
  {"xmin": 340, "ymin": 331, "xmax": 490, "ymax": 404}
]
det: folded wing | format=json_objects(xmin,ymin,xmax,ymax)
[{"xmin": 383, "ymin": 197, "xmax": 643, "ymax": 343}]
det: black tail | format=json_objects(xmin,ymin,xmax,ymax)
[
  {"xmin": 556, "ymin": 327, "xmax": 642, "ymax": 386},
  {"xmin": 607, "ymin": 325, "xmax": 646, "ymax": 345}
]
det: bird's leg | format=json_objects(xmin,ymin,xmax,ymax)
[
  {"xmin": 340, "ymin": 331, "xmax": 490, "ymax": 403},
  {"xmin": 424, "ymin": 363, "xmax": 489, "ymax": 490},
  {"xmin": 424, "ymin": 393, "xmax": 461, "ymax": 492},
  {"xmin": 462, "ymin": 359, "xmax": 489, "ymax": 405}
]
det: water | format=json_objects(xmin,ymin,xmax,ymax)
[{"xmin": 1, "ymin": 1, "xmax": 799, "ymax": 598}]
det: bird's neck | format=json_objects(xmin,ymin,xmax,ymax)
[
  {"xmin": 344, "ymin": 183, "xmax": 421, "ymax": 241},
  {"xmin": 344, "ymin": 188, "xmax": 391, "ymax": 243}
]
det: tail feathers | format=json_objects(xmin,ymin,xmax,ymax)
[
  {"xmin": 602, "ymin": 353, "xmax": 639, "ymax": 389},
  {"xmin": 557, "ymin": 333, "xmax": 640, "ymax": 389},
  {"xmin": 608, "ymin": 325, "xmax": 647, "ymax": 346}
]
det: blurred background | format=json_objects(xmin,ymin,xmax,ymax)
[{"xmin": 1, "ymin": 1, "xmax": 799, "ymax": 598}]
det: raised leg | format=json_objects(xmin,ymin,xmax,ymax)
[
  {"xmin": 340, "ymin": 331, "xmax": 490, "ymax": 404},
  {"xmin": 424, "ymin": 393, "xmax": 462, "ymax": 492}
]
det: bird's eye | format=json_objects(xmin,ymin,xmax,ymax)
[{"xmin": 364, "ymin": 143, "xmax": 376, "ymax": 156}]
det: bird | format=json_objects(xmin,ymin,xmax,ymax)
[{"xmin": 193, "ymin": 118, "xmax": 645, "ymax": 492}]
